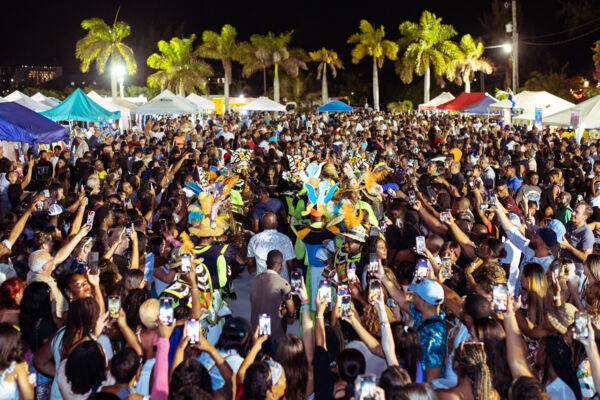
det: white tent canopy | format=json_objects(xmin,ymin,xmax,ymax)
[
  {"xmin": 4, "ymin": 90, "xmax": 50, "ymax": 112},
  {"xmin": 240, "ymin": 96, "xmax": 285, "ymax": 112},
  {"xmin": 543, "ymin": 95, "xmax": 600, "ymax": 129},
  {"xmin": 186, "ymin": 93, "xmax": 216, "ymax": 111},
  {"xmin": 135, "ymin": 90, "xmax": 198, "ymax": 115},
  {"xmin": 418, "ymin": 92, "xmax": 455, "ymax": 111},
  {"xmin": 87, "ymin": 91, "xmax": 134, "ymax": 130},
  {"xmin": 31, "ymin": 92, "xmax": 60, "ymax": 108},
  {"xmin": 488, "ymin": 91, "xmax": 574, "ymax": 117}
]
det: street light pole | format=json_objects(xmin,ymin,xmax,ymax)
[{"xmin": 512, "ymin": 0, "xmax": 518, "ymax": 93}]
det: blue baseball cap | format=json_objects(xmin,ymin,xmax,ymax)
[
  {"xmin": 547, "ymin": 219, "xmax": 566, "ymax": 244},
  {"xmin": 408, "ymin": 279, "xmax": 444, "ymax": 305}
]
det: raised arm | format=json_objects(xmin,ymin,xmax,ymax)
[
  {"xmin": 236, "ymin": 328, "xmax": 268, "ymax": 384},
  {"xmin": 117, "ymin": 309, "xmax": 143, "ymax": 356},
  {"xmin": 54, "ymin": 224, "xmax": 92, "ymax": 266},
  {"xmin": 577, "ymin": 320, "xmax": 600, "ymax": 394},
  {"xmin": 68, "ymin": 197, "xmax": 87, "ymax": 238},
  {"xmin": 413, "ymin": 200, "xmax": 449, "ymax": 237},
  {"xmin": 374, "ymin": 297, "xmax": 398, "ymax": 366},
  {"xmin": 20, "ymin": 162, "xmax": 34, "ymax": 189},
  {"xmin": 503, "ymin": 296, "xmax": 534, "ymax": 379},
  {"xmin": 130, "ymin": 228, "xmax": 140, "ymax": 270}
]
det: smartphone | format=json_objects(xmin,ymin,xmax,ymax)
[
  {"xmin": 488, "ymin": 191, "xmax": 496, "ymax": 204},
  {"xmin": 36, "ymin": 200, "xmax": 44, "ymax": 210},
  {"xmin": 108, "ymin": 295, "xmax": 121, "ymax": 320},
  {"xmin": 480, "ymin": 203, "xmax": 489, "ymax": 210},
  {"xmin": 181, "ymin": 254, "xmax": 192, "ymax": 274},
  {"xmin": 159, "ymin": 297, "xmax": 174, "ymax": 325},
  {"xmin": 88, "ymin": 251, "xmax": 99, "ymax": 275},
  {"xmin": 386, "ymin": 297, "xmax": 397, "ymax": 309},
  {"xmin": 338, "ymin": 284, "xmax": 349, "ymax": 297},
  {"xmin": 369, "ymin": 279, "xmax": 382, "ymax": 304},
  {"xmin": 554, "ymin": 264, "xmax": 560, "ymax": 279},
  {"xmin": 416, "ymin": 259, "xmax": 428, "ymax": 279},
  {"xmin": 186, "ymin": 318, "xmax": 201, "ymax": 344},
  {"xmin": 86, "ymin": 211, "xmax": 95, "ymax": 227},
  {"xmin": 441, "ymin": 257, "xmax": 453, "ymax": 279},
  {"xmin": 160, "ymin": 218, "xmax": 168, "ymax": 234},
  {"xmin": 408, "ymin": 190, "xmax": 416, "ymax": 205},
  {"xmin": 355, "ymin": 373, "xmax": 377, "ymax": 400},
  {"xmin": 492, "ymin": 283, "xmax": 508, "ymax": 313},
  {"xmin": 347, "ymin": 265, "xmax": 357, "ymax": 282},
  {"xmin": 395, "ymin": 218, "xmax": 402, "ymax": 229},
  {"xmin": 125, "ymin": 221, "xmax": 133, "ymax": 236},
  {"xmin": 290, "ymin": 271, "xmax": 302, "ymax": 293},
  {"xmin": 440, "ymin": 211, "xmax": 452, "ymax": 222},
  {"xmin": 319, "ymin": 280, "xmax": 332, "ymax": 304},
  {"xmin": 368, "ymin": 253, "xmax": 379, "ymax": 274},
  {"xmin": 575, "ymin": 311, "xmax": 589, "ymax": 339},
  {"xmin": 258, "ymin": 313, "xmax": 271, "ymax": 336},
  {"xmin": 416, "ymin": 236, "xmax": 426, "ymax": 254},
  {"xmin": 341, "ymin": 295, "xmax": 351, "ymax": 317}
]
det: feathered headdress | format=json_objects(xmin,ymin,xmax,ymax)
[
  {"xmin": 230, "ymin": 149, "xmax": 253, "ymax": 172},
  {"xmin": 302, "ymin": 180, "xmax": 338, "ymax": 217}
]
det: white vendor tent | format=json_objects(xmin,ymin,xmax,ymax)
[
  {"xmin": 4, "ymin": 90, "xmax": 50, "ymax": 112},
  {"xmin": 186, "ymin": 93, "xmax": 216, "ymax": 111},
  {"xmin": 543, "ymin": 95, "xmax": 600, "ymax": 143},
  {"xmin": 31, "ymin": 92, "xmax": 60, "ymax": 108},
  {"xmin": 87, "ymin": 91, "xmax": 134, "ymax": 130},
  {"xmin": 488, "ymin": 91, "xmax": 573, "ymax": 115},
  {"xmin": 240, "ymin": 96, "xmax": 285, "ymax": 112},
  {"xmin": 418, "ymin": 92, "xmax": 455, "ymax": 111},
  {"xmin": 135, "ymin": 90, "xmax": 198, "ymax": 115}
]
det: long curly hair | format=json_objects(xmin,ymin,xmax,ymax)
[
  {"xmin": 453, "ymin": 342, "xmax": 494, "ymax": 400},
  {"xmin": 361, "ymin": 304, "xmax": 394, "ymax": 336}
]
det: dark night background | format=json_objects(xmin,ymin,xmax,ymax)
[{"xmin": 1, "ymin": 0, "xmax": 599, "ymax": 103}]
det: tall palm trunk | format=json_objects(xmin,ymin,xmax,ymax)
[
  {"xmin": 321, "ymin": 63, "xmax": 328, "ymax": 104},
  {"xmin": 223, "ymin": 59, "xmax": 231, "ymax": 114},
  {"xmin": 424, "ymin": 67, "xmax": 431, "ymax": 103},
  {"xmin": 372, "ymin": 58, "xmax": 379, "ymax": 111},
  {"xmin": 464, "ymin": 72, "xmax": 471, "ymax": 93},
  {"xmin": 179, "ymin": 80, "xmax": 185, "ymax": 97},
  {"xmin": 274, "ymin": 63, "xmax": 280, "ymax": 103},
  {"xmin": 110, "ymin": 73, "xmax": 118, "ymax": 99},
  {"xmin": 263, "ymin": 67, "xmax": 267, "ymax": 96}
]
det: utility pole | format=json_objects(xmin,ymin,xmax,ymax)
[{"xmin": 512, "ymin": 0, "xmax": 518, "ymax": 92}]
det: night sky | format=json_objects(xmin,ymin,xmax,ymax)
[{"xmin": 1, "ymin": 0, "xmax": 599, "ymax": 101}]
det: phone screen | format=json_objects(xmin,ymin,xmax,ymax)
[
  {"xmin": 181, "ymin": 254, "xmax": 192, "ymax": 274},
  {"xmin": 258, "ymin": 313, "xmax": 271, "ymax": 336},
  {"xmin": 108, "ymin": 296, "xmax": 121, "ymax": 320},
  {"xmin": 408, "ymin": 191, "xmax": 416, "ymax": 204},
  {"xmin": 575, "ymin": 312, "xmax": 589, "ymax": 339},
  {"xmin": 347, "ymin": 265, "xmax": 357, "ymax": 282},
  {"xmin": 368, "ymin": 253, "xmax": 379, "ymax": 274},
  {"xmin": 355, "ymin": 374, "xmax": 377, "ymax": 400},
  {"xmin": 159, "ymin": 298, "xmax": 174, "ymax": 325},
  {"xmin": 186, "ymin": 318, "xmax": 201, "ymax": 343},
  {"xmin": 441, "ymin": 257, "xmax": 453, "ymax": 279},
  {"xmin": 86, "ymin": 211, "xmax": 95, "ymax": 227},
  {"xmin": 368, "ymin": 279, "xmax": 382, "ymax": 304},
  {"xmin": 492, "ymin": 284, "xmax": 508, "ymax": 312},
  {"xmin": 88, "ymin": 251, "xmax": 99, "ymax": 274},
  {"xmin": 416, "ymin": 259, "xmax": 428, "ymax": 279},
  {"xmin": 416, "ymin": 236, "xmax": 426, "ymax": 254},
  {"xmin": 290, "ymin": 271, "xmax": 301, "ymax": 293},
  {"xmin": 341, "ymin": 295, "xmax": 351, "ymax": 317},
  {"xmin": 319, "ymin": 280, "xmax": 332, "ymax": 304},
  {"xmin": 125, "ymin": 222, "xmax": 133, "ymax": 236}
]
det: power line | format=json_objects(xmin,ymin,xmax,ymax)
[
  {"xmin": 521, "ymin": 16, "xmax": 600, "ymax": 40},
  {"xmin": 521, "ymin": 26, "xmax": 600, "ymax": 46}
]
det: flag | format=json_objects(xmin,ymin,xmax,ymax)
[{"xmin": 508, "ymin": 89, "xmax": 516, "ymax": 109}]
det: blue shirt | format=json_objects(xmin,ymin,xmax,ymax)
[
  {"xmin": 507, "ymin": 175, "xmax": 522, "ymax": 193},
  {"xmin": 410, "ymin": 303, "xmax": 447, "ymax": 371}
]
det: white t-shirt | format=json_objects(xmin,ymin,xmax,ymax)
[{"xmin": 546, "ymin": 377, "xmax": 576, "ymax": 400}]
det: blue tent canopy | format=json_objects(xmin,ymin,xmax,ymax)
[
  {"xmin": 41, "ymin": 88, "xmax": 121, "ymax": 122},
  {"xmin": 459, "ymin": 94, "xmax": 498, "ymax": 114},
  {"xmin": 318, "ymin": 100, "xmax": 353, "ymax": 112},
  {"xmin": 0, "ymin": 102, "xmax": 69, "ymax": 146}
]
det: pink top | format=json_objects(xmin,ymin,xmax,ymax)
[{"xmin": 151, "ymin": 335, "xmax": 170, "ymax": 400}]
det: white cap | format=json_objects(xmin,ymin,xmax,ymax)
[{"xmin": 48, "ymin": 204, "xmax": 64, "ymax": 216}]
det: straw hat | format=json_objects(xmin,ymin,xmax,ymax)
[
  {"xmin": 189, "ymin": 215, "xmax": 229, "ymax": 238},
  {"xmin": 546, "ymin": 303, "xmax": 578, "ymax": 334},
  {"xmin": 337, "ymin": 224, "xmax": 369, "ymax": 243}
]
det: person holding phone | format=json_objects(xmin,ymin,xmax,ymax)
[{"xmin": 250, "ymin": 250, "xmax": 294, "ymax": 344}]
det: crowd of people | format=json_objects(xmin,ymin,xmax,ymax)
[{"xmin": 0, "ymin": 108, "xmax": 599, "ymax": 400}]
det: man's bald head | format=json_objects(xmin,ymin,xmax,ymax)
[{"xmin": 262, "ymin": 212, "xmax": 278, "ymax": 230}]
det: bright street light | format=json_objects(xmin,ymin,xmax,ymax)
[{"xmin": 502, "ymin": 43, "xmax": 512, "ymax": 53}]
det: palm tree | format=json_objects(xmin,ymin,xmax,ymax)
[
  {"xmin": 309, "ymin": 48, "xmax": 344, "ymax": 104},
  {"xmin": 146, "ymin": 34, "xmax": 213, "ymax": 96},
  {"xmin": 454, "ymin": 34, "xmax": 494, "ymax": 93},
  {"xmin": 240, "ymin": 43, "xmax": 273, "ymax": 96},
  {"xmin": 347, "ymin": 20, "xmax": 399, "ymax": 111},
  {"xmin": 197, "ymin": 24, "xmax": 245, "ymax": 113},
  {"xmin": 386, "ymin": 99, "xmax": 413, "ymax": 113},
  {"xmin": 75, "ymin": 11, "xmax": 137, "ymax": 98},
  {"xmin": 396, "ymin": 10, "xmax": 463, "ymax": 103},
  {"xmin": 242, "ymin": 31, "xmax": 307, "ymax": 103}
]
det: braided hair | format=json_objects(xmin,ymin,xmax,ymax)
[{"xmin": 453, "ymin": 342, "xmax": 494, "ymax": 400}]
